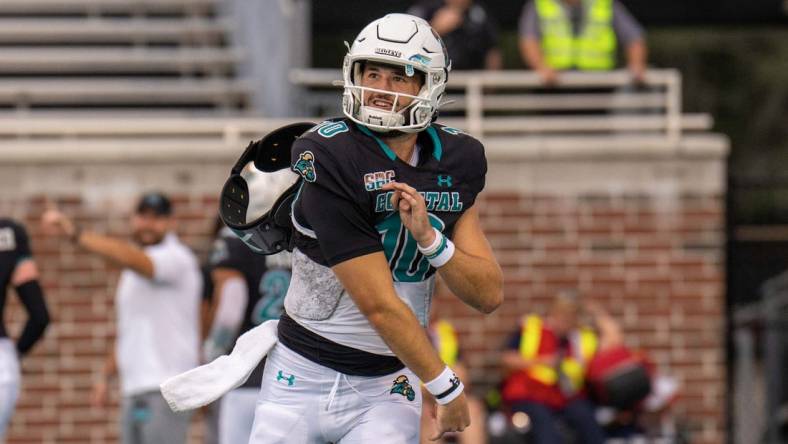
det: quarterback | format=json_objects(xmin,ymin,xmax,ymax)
[{"xmin": 249, "ymin": 13, "xmax": 503, "ymax": 443}]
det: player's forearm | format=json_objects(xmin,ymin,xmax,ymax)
[
  {"xmin": 333, "ymin": 253, "xmax": 448, "ymax": 382},
  {"xmin": 203, "ymin": 275, "xmax": 247, "ymax": 361},
  {"xmin": 15, "ymin": 280, "xmax": 50, "ymax": 355},
  {"xmin": 439, "ymin": 251, "xmax": 503, "ymax": 314},
  {"xmin": 365, "ymin": 300, "xmax": 446, "ymax": 382},
  {"xmin": 76, "ymin": 231, "xmax": 154, "ymax": 278}
]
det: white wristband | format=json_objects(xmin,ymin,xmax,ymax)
[
  {"xmin": 424, "ymin": 366, "xmax": 464, "ymax": 405},
  {"xmin": 417, "ymin": 228, "xmax": 455, "ymax": 268},
  {"xmin": 417, "ymin": 228, "xmax": 444, "ymax": 256},
  {"xmin": 427, "ymin": 240, "xmax": 455, "ymax": 268}
]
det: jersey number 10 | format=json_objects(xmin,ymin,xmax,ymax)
[{"xmin": 376, "ymin": 213, "xmax": 445, "ymax": 282}]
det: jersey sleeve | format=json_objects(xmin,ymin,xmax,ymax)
[
  {"xmin": 612, "ymin": 0, "xmax": 645, "ymax": 45},
  {"xmin": 12, "ymin": 222, "xmax": 32, "ymax": 262},
  {"xmin": 518, "ymin": 1, "xmax": 540, "ymax": 39},
  {"xmin": 208, "ymin": 235, "xmax": 248, "ymax": 271},
  {"xmin": 291, "ymin": 138, "xmax": 382, "ymax": 266},
  {"xmin": 465, "ymin": 138, "xmax": 488, "ymax": 208}
]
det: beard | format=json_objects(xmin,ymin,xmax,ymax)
[{"xmin": 132, "ymin": 230, "xmax": 165, "ymax": 246}]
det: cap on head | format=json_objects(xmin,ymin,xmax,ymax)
[{"xmin": 136, "ymin": 192, "xmax": 172, "ymax": 216}]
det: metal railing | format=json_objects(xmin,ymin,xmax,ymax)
[
  {"xmin": 0, "ymin": 69, "xmax": 728, "ymax": 162},
  {"xmin": 289, "ymin": 68, "xmax": 689, "ymax": 144}
]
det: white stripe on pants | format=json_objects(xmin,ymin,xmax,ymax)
[
  {"xmin": 249, "ymin": 343, "xmax": 422, "ymax": 444},
  {"xmin": 0, "ymin": 339, "xmax": 20, "ymax": 441}
]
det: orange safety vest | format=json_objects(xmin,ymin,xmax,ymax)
[
  {"xmin": 432, "ymin": 320, "xmax": 459, "ymax": 367},
  {"xmin": 519, "ymin": 314, "xmax": 597, "ymax": 394}
]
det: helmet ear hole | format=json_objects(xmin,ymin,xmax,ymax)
[{"xmin": 352, "ymin": 61, "xmax": 365, "ymax": 84}]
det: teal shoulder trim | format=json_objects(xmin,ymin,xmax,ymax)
[
  {"xmin": 356, "ymin": 124, "xmax": 397, "ymax": 161},
  {"xmin": 15, "ymin": 255, "xmax": 32, "ymax": 266},
  {"xmin": 426, "ymin": 126, "xmax": 443, "ymax": 161}
]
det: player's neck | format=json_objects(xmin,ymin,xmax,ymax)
[{"xmin": 381, "ymin": 132, "xmax": 418, "ymax": 163}]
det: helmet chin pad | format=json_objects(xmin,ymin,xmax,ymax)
[{"xmin": 358, "ymin": 104, "xmax": 405, "ymax": 131}]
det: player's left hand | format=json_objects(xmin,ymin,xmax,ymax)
[
  {"xmin": 41, "ymin": 207, "xmax": 76, "ymax": 239},
  {"xmin": 382, "ymin": 181, "xmax": 436, "ymax": 247},
  {"xmin": 431, "ymin": 391, "xmax": 470, "ymax": 441}
]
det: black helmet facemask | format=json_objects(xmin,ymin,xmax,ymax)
[{"xmin": 219, "ymin": 122, "xmax": 315, "ymax": 255}]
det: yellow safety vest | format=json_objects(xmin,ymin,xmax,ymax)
[
  {"xmin": 519, "ymin": 315, "xmax": 597, "ymax": 394},
  {"xmin": 433, "ymin": 320, "xmax": 459, "ymax": 367},
  {"xmin": 536, "ymin": 0, "xmax": 616, "ymax": 70}
]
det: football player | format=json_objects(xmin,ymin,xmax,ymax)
[
  {"xmin": 0, "ymin": 218, "xmax": 50, "ymax": 439},
  {"xmin": 248, "ymin": 13, "xmax": 503, "ymax": 444}
]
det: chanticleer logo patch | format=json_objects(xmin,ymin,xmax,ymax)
[
  {"xmin": 389, "ymin": 375, "xmax": 416, "ymax": 401},
  {"xmin": 293, "ymin": 151, "xmax": 316, "ymax": 183}
]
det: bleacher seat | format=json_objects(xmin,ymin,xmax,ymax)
[{"xmin": 0, "ymin": 0, "xmax": 250, "ymax": 114}]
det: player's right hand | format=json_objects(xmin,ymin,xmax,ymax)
[{"xmin": 430, "ymin": 391, "xmax": 470, "ymax": 441}]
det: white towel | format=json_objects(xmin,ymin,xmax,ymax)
[{"xmin": 160, "ymin": 319, "xmax": 279, "ymax": 412}]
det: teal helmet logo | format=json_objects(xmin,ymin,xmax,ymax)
[
  {"xmin": 293, "ymin": 151, "xmax": 316, "ymax": 183},
  {"xmin": 408, "ymin": 54, "xmax": 432, "ymax": 65}
]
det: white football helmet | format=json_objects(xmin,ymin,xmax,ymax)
[{"xmin": 342, "ymin": 13, "xmax": 451, "ymax": 133}]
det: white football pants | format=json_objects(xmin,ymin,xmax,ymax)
[
  {"xmin": 249, "ymin": 343, "xmax": 422, "ymax": 444},
  {"xmin": 0, "ymin": 339, "xmax": 20, "ymax": 440}
]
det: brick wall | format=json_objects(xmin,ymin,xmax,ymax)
[
  {"xmin": 437, "ymin": 191, "xmax": 726, "ymax": 443},
  {"xmin": 0, "ymin": 145, "xmax": 727, "ymax": 443}
]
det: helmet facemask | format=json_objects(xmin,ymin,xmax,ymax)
[
  {"xmin": 343, "ymin": 59, "xmax": 436, "ymax": 134},
  {"xmin": 341, "ymin": 14, "xmax": 451, "ymax": 134}
]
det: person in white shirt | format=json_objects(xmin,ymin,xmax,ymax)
[{"xmin": 43, "ymin": 192, "xmax": 201, "ymax": 444}]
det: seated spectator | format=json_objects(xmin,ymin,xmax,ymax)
[
  {"xmin": 409, "ymin": 0, "xmax": 502, "ymax": 70},
  {"xmin": 583, "ymin": 302, "xmax": 681, "ymax": 440},
  {"xmin": 500, "ymin": 290, "xmax": 606, "ymax": 444},
  {"xmin": 518, "ymin": 0, "xmax": 647, "ymax": 85}
]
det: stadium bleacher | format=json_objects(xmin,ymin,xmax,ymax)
[
  {"xmin": 0, "ymin": 0, "xmax": 249, "ymax": 114},
  {"xmin": 0, "ymin": 0, "xmax": 726, "ymax": 159}
]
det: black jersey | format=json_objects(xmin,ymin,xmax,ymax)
[
  {"xmin": 279, "ymin": 119, "xmax": 487, "ymax": 376},
  {"xmin": 0, "ymin": 219, "xmax": 33, "ymax": 338},
  {"xmin": 207, "ymin": 228, "xmax": 292, "ymax": 387},
  {"xmin": 290, "ymin": 118, "xmax": 487, "ymax": 279}
]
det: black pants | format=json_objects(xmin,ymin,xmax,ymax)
[{"xmin": 512, "ymin": 398, "xmax": 605, "ymax": 444}]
